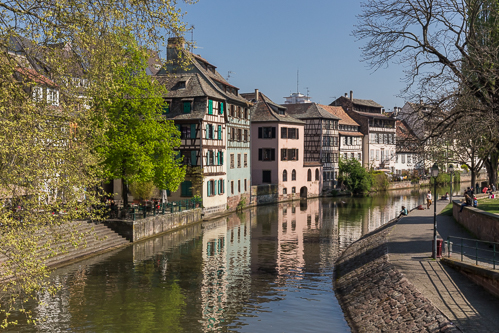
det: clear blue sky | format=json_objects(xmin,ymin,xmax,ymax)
[{"xmin": 177, "ymin": 0, "xmax": 406, "ymax": 111}]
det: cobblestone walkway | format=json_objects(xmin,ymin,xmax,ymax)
[
  {"xmin": 388, "ymin": 200, "xmax": 499, "ymax": 333},
  {"xmin": 334, "ymin": 220, "xmax": 458, "ymax": 332}
]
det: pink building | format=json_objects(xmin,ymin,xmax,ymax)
[{"xmin": 241, "ymin": 90, "xmax": 321, "ymax": 199}]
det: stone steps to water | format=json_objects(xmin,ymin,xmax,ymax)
[{"xmin": 0, "ymin": 221, "xmax": 130, "ymax": 269}]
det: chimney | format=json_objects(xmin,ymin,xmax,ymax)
[
  {"xmin": 344, "ymin": 93, "xmax": 347, "ymax": 97},
  {"xmin": 350, "ymin": 90, "xmax": 353, "ymax": 101},
  {"xmin": 255, "ymin": 89, "xmax": 259, "ymax": 101},
  {"xmin": 167, "ymin": 37, "xmax": 185, "ymax": 62}
]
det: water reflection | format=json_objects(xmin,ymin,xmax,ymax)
[{"xmin": 7, "ymin": 186, "xmax": 465, "ymax": 332}]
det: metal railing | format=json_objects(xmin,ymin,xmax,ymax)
[
  {"xmin": 446, "ymin": 236, "xmax": 498, "ymax": 269},
  {"xmin": 107, "ymin": 199, "xmax": 201, "ymax": 221}
]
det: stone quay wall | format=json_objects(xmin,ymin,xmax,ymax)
[
  {"xmin": 334, "ymin": 220, "xmax": 456, "ymax": 332},
  {"xmin": 105, "ymin": 208, "xmax": 202, "ymax": 242},
  {"xmin": 452, "ymin": 200, "xmax": 499, "ymax": 242}
]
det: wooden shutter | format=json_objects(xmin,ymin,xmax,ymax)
[
  {"xmin": 220, "ymin": 152, "xmax": 224, "ymax": 165},
  {"xmin": 191, "ymin": 150, "xmax": 197, "ymax": 166},
  {"xmin": 208, "ymin": 100, "xmax": 213, "ymax": 115},
  {"xmin": 206, "ymin": 124, "xmax": 209, "ymax": 139},
  {"xmin": 207, "ymin": 181, "xmax": 211, "ymax": 196},
  {"xmin": 217, "ymin": 151, "xmax": 220, "ymax": 165},
  {"xmin": 183, "ymin": 102, "xmax": 191, "ymax": 114},
  {"xmin": 220, "ymin": 102, "xmax": 224, "ymax": 115},
  {"xmin": 190, "ymin": 124, "xmax": 196, "ymax": 139},
  {"xmin": 258, "ymin": 127, "xmax": 262, "ymax": 138},
  {"xmin": 212, "ymin": 125, "xmax": 215, "ymax": 139},
  {"xmin": 218, "ymin": 125, "xmax": 222, "ymax": 140},
  {"xmin": 214, "ymin": 180, "xmax": 218, "ymax": 195}
]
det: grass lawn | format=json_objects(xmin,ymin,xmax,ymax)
[
  {"xmin": 477, "ymin": 198, "xmax": 499, "ymax": 215},
  {"xmin": 439, "ymin": 202, "xmax": 453, "ymax": 216}
]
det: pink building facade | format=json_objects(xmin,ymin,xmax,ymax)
[{"xmin": 242, "ymin": 91, "xmax": 321, "ymax": 199}]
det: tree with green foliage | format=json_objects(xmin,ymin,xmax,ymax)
[
  {"xmin": 338, "ymin": 158, "xmax": 373, "ymax": 195},
  {"xmin": 94, "ymin": 34, "xmax": 186, "ymax": 207},
  {"xmin": 0, "ymin": 0, "xmax": 194, "ymax": 327}
]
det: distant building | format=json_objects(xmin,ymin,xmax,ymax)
[
  {"xmin": 284, "ymin": 103, "xmax": 340, "ymax": 191},
  {"xmin": 394, "ymin": 119, "xmax": 424, "ymax": 175},
  {"xmin": 331, "ymin": 91, "xmax": 396, "ymax": 171},
  {"xmin": 243, "ymin": 90, "xmax": 321, "ymax": 199},
  {"xmin": 283, "ymin": 92, "xmax": 312, "ymax": 104}
]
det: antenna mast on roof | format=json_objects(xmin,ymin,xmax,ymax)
[
  {"xmin": 306, "ymin": 87, "xmax": 309, "ymax": 97},
  {"xmin": 190, "ymin": 25, "xmax": 195, "ymax": 52},
  {"xmin": 227, "ymin": 71, "xmax": 235, "ymax": 81},
  {"xmin": 297, "ymin": 69, "xmax": 299, "ymax": 94}
]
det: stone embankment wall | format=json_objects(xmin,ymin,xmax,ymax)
[
  {"xmin": 334, "ymin": 220, "xmax": 456, "ymax": 332},
  {"xmin": 105, "ymin": 208, "xmax": 202, "ymax": 242},
  {"xmin": 452, "ymin": 200, "xmax": 499, "ymax": 242}
]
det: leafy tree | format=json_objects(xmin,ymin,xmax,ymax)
[
  {"xmin": 94, "ymin": 34, "xmax": 185, "ymax": 207},
  {"xmin": 338, "ymin": 158, "xmax": 373, "ymax": 195},
  {"xmin": 0, "ymin": 0, "xmax": 193, "ymax": 328}
]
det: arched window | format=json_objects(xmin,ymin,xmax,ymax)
[
  {"xmin": 292, "ymin": 169, "xmax": 296, "ymax": 181},
  {"xmin": 283, "ymin": 170, "xmax": 288, "ymax": 182},
  {"xmin": 315, "ymin": 169, "xmax": 320, "ymax": 181},
  {"xmin": 307, "ymin": 169, "xmax": 312, "ymax": 181}
]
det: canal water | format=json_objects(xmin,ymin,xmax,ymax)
[{"xmin": 8, "ymin": 185, "xmax": 465, "ymax": 332}]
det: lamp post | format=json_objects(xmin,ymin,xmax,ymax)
[
  {"xmin": 431, "ymin": 163, "xmax": 439, "ymax": 259},
  {"xmin": 448, "ymin": 164, "xmax": 454, "ymax": 203}
]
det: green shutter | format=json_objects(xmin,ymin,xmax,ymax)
[
  {"xmin": 208, "ymin": 100, "xmax": 213, "ymax": 115},
  {"xmin": 218, "ymin": 125, "xmax": 222, "ymax": 140},
  {"xmin": 190, "ymin": 124, "xmax": 196, "ymax": 138},
  {"xmin": 183, "ymin": 102, "xmax": 191, "ymax": 114},
  {"xmin": 217, "ymin": 151, "xmax": 220, "ymax": 165},
  {"xmin": 214, "ymin": 180, "xmax": 218, "ymax": 195},
  {"xmin": 212, "ymin": 125, "xmax": 215, "ymax": 139},
  {"xmin": 162, "ymin": 103, "xmax": 170, "ymax": 115},
  {"xmin": 207, "ymin": 181, "xmax": 211, "ymax": 196},
  {"xmin": 220, "ymin": 102, "xmax": 224, "ymax": 115},
  {"xmin": 206, "ymin": 124, "xmax": 209, "ymax": 139},
  {"xmin": 191, "ymin": 150, "xmax": 197, "ymax": 166},
  {"xmin": 220, "ymin": 152, "xmax": 224, "ymax": 165}
]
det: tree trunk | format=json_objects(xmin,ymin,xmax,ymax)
[
  {"xmin": 470, "ymin": 170, "xmax": 476, "ymax": 193},
  {"xmin": 484, "ymin": 147, "xmax": 499, "ymax": 187},
  {"xmin": 121, "ymin": 177, "xmax": 129, "ymax": 208}
]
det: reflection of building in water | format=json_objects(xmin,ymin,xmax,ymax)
[{"xmin": 200, "ymin": 211, "xmax": 252, "ymax": 331}]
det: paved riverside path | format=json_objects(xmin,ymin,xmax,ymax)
[{"xmin": 387, "ymin": 199, "xmax": 499, "ymax": 332}]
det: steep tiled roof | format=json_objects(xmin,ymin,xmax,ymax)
[
  {"xmin": 284, "ymin": 103, "xmax": 341, "ymax": 120},
  {"xmin": 352, "ymin": 98, "xmax": 383, "ymax": 108},
  {"xmin": 241, "ymin": 92, "xmax": 304, "ymax": 124},
  {"xmin": 155, "ymin": 73, "xmax": 225, "ymax": 100},
  {"xmin": 339, "ymin": 131, "xmax": 363, "ymax": 137},
  {"xmin": 355, "ymin": 111, "xmax": 393, "ymax": 120},
  {"xmin": 319, "ymin": 104, "xmax": 360, "ymax": 126}
]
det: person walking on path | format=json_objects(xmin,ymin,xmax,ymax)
[{"xmin": 426, "ymin": 190, "xmax": 432, "ymax": 209}]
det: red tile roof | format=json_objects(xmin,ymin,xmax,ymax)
[{"xmin": 319, "ymin": 104, "xmax": 360, "ymax": 126}]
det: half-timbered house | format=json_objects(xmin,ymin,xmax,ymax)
[
  {"xmin": 283, "ymin": 103, "xmax": 340, "ymax": 191},
  {"xmin": 243, "ymin": 90, "xmax": 321, "ymax": 199},
  {"xmin": 155, "ymin": 37, "xmax": 250, "ymax": 215},
  {"xmin": 331, "ymin": 91, "xmax": 396, "ymax": 171}
]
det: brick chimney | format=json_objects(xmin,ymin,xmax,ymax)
[
  {"xmin": 350, "ymin": 90, "xmax": 353, "ymax": 101},
  {"xmin": 167, "ymin": 37, "xmax": 185, "ymax": 62},
  {"xmin": 255, "ymin": 89, "xmax": 259, "ymax": 101}
]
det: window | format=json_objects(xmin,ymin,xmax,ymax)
[
  {"xmin": 208, "ymin": 150, "xmax": 214, "ymax": 165},
  {"xmin": 281, "ymin": 127, "xmax": 298, "ymax": 139},
  {"xmin": 281, "ymin": 149, "xmax": 299, "ymax": 161},
  {"xmin": 180, "ymin": 125, "xmax": 191, "ymax": 139},
  {"xmin": 244, "ymin": 129, "xmax": 248, "ymax": 141},
  {"xmin": 207, "ymin": 180, "xmax": 215, "ymax": 196},
  {"xmin": 32, "ymin": 86, "xmax": 43, "ymax": 101},
  {"xmin": 381, "ymin": 150, "xmax": 385, "ymax": 162},
  {"xmin": 258, "ymin": 127, "xmax": 276, "ymax": 138},
  {"xmin": 218, "ymin": 125, "xmax": 222, "ymax": 140},
  {"xmin": 244, "ymin": 108, "xmax": 248, "ymax": 119},
  {"xmin": 401, "ymin": 154, "xmax": 405, "ymax": 163},
  {"xmin": 258, "ymin": 148, "xmax": 275, "ymax": 161},
  {"xmin": 183, "ymin": 101, "xmax": 191, "ymax": 114},
  {"xmin": 238, "ymin": 180, "xmax": 241, "ymax": 193},
  {"xmin": 230, "ymin": 154, "xmax": 235, "ymax": 168},
  {"xmin": 307, "ymin": 169, "xmax": 312, "ymax": 181},
  {"xmin": 231, "ymin": 181, "xmax": 234, "ymax": 194},
  {"xmin": 292, "ymin": 169, "xmax": 296, "ymax": 181},
  {"xmin": 244, "ymin": 154, "xmax": 248, "ymax": 167},
  {"xmin": 237, "ymin": 128, "xmax": 242, "ymax": 141},
  {"xmin": 283, "ymin": 188, "xmax": 287, "ymax": 195},
  {"xmin": 219, "ymin": 179, "xmax": 224, "ymax": 194},
  {"xmin": 47, "ymin": 88, "xmax": 59, "ymax": 106},
  {"xmin": 180, "ymin": 181, "xmax": 192, "ymax": 197},
  {"xmin": 244, "ymin": 179, "xmax": 247, "ymax": 192},
  {"xmin": 262, "ymin": 170, "xmax": 271, "ymax": 183},
  {"xmin": 407, "ymin": 155, "xmax": 412, "ymax": 164},
  {"xmin": 315, "ymin": 169, "xmax": 319, "ymax": 181},
  {"xmin": 292, "ymin": 187, "xmax": 296, "ymax": 194},
  {"xmin": 358, "ymin": 153, "xmax": 361, "ymax": 160},
  {"xmin": 220, "ymin": 102, "xmax": 224, "ymax": 115},
  {"xmin": 206, "ymin": 124, "xmax": 214, "ymax": 139},
  {"xmin": 370, "ymin": 149, "xmax": 374, "ymax": 160},
  {"xmin": 283, "ymin": 170, "xmax": 288, "ymax": 182},
  {"xmin": 281, "ymin": 127, "xmax": 287, "ymax": 139},
  {"xmin": 351, "ymin": 153, "xmax": 354, "ymax": 159},
  {"xmin": 237, "ymin": 154, "xmax": 241, "ymax": 168},
  {"xmin": 376, "ymin": 150, "xmax": 379, "ymax": 161},
  {"xmin": 162, "ymin": 102, "xmax": 170, "ymax": 115}
]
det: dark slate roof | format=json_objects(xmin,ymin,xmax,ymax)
[
  {"xmin": 352, "ymin": 98, "xmax": 383, "ymax": 108},
  {"xmin": 283, "ymin": 103, "xmax": 341, "ymax": 120},
  {"xmin": 319, "ymin": 104, "xmax": 360, "ymax": 126},
  {"xmin": 155, "ymin": 73, "xmax": 225, "ymax": 100},
  {"xmin": 147, "ymin": 50, "xmax": 162, "ymax": 76},
  {"xmin": 241, "ymin": 92, "xmax": 305, "ymax": 124}
]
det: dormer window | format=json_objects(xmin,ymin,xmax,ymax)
[{"xmin": 177, "ymin": 81, "xmax": 186, "ymax": 89}]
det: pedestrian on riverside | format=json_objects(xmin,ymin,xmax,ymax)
[
  {"xmin": 400, "ymin": 206, "xmax": 408, "ymax": 216},
  {"xmin": 475, "ymin": 182, "xmax": 479, "ymax": 195},
  {"xmin": 492, "ymin": 183, "xmax": 497, "ymax": 192},
  {"xmin": 426, "ymin": 190, "xmax": 432, "ymax": 209},
  {"xmin": 460, "ymin": 192, "xmax": 472, "ymax": 212},
  {"xmin": 473, "ymin": 197, "xmax": 478, "ymax": 208}
]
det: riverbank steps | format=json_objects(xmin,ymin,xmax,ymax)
[{"xmin": 334, "ymin": 219, "xmax": 458, "ymax": 333}]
